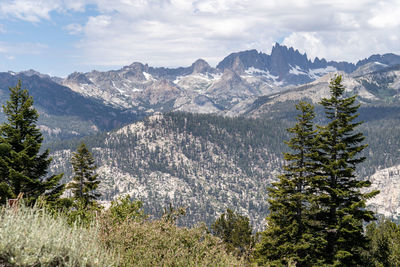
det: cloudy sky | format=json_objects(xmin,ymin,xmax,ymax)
[{"xmin": 0, "ymin": 0, "xmax": 398, "ymax": 77}]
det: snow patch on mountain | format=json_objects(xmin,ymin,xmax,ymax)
[
  {"xmin": 174, "ymin": 72, "xmax": 221, "ymax": 85},
  {"xmin": 308, "ymin": 66, "xmax": 338, "ymax": 79},
  {"xmin": 288, "ymin": 65, "xmax": 338, "ymax": 80},
  {"xmin": 244, "ymin": 67, "xmax": 272, "ymax": 77},
  {"xmin": 242, "ymin": 67, "xmax": 284, "ymax": 89},
  {"xmin": 374, "ymin": 62, "xmax": 389, "ymax": 67},
  {"xmin": 289, "ymin": 65, "xmax": 307, "ymax": 75},
  {"xmin": 143, "ymin": 72, "xmax": 153, "ymax": 81},
  {"xmin": 111, "ymin": 81, "xmax": 127, "ymax": 94}
]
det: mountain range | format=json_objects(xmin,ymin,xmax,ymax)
[
  {"xmin": 2, "ymin": 43, "xmax": 400, "ymax": 138},
  {"xmin": 2, "ymin": 43, "xmax": 400, "ymax": 228},
  {"xmin": 59, "ymin": 43, "xmax": 400, "ymax": 116}
]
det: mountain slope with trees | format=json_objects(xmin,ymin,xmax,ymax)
[
  {"xmin": 0, "ymin": 73, "xmax": 144, "ymax": 141},
  {"xmin": 48, "ymin": 104, "xmax": 400, "ymax": 229},
  {"xmin": 49, "ymin": 112, "xmax": 289, "ymax": 228}
]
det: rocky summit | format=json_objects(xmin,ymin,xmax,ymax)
[{"xmin": 58, "ymin": 44, "xmax": 400, "ymax": 116}]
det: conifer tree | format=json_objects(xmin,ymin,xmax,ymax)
[
  {"xmin": 366, "ymin": 218, "xmax": 400, "ymax": 266},
  {"xmin": 211, "ymin": 208, "xmax": 254, "ymax": 258},
  {"xmin": 255, "ymin": 102, "xmax": 320, "ymax": 266},
  {"xmin": 0, "ymin": 81, "xmax": 64, "ymax": 205},
  {"xmin": 314, "ymin": 74, "xmax": 378, "ymax": 265},
  {"xmin": 0, "ymin": 143, "xmax": 13, "ymax": 204},
  {"xmin": 68, "ymin": 142, "xmax": 101, "ymax": 209}
]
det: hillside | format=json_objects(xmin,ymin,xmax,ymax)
[
  {"xmin": 48, "ymin": 109, "xmax": 400, "ymax": 229},
  {"xmin": 225, "ymin": 64, "xmax": 400, "ymax": 117},
  {"xmin": 49, "ymin": 112, "xmax": 289, "ymax": 229},
  {"xmin": 0, "ymin": 72, "xmax": 143, "ymax": 141}
]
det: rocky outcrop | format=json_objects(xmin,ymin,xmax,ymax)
[
  {"xmin": 368, "ymin": 164, "xmax": 400, "ymax": 219},
  {"xmin": 216, "ymin": 43, "xmax": 356, "ymax": 85}
]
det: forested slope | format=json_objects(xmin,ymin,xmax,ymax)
[
  {"xmin": 49, "ymin": 113, "xmax": 289, "ymax": 229},
  {"xmin": 47, "ymin": 109, "xmax": 400, "ymax": 229}
]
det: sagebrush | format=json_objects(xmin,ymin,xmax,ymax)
[{"xmin": 0, "ymin": 205, "xmax": 118, "ymax": 266}]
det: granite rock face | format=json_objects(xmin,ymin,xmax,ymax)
[{"xmin": 368, "ymin": 164, "xmax": 400, "ymax": 219}]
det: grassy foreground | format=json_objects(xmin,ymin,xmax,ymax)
[
  {"xmin": 0, "ymin": 204, "xmax": 244, "ymax": 266},
  {"xmin": 0, "ymin": 205, "xmax": 118, "ymax": 266}
]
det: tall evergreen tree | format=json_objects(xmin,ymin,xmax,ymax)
[
  {"xmin": 314, "ymin": 74, "xmax": 378, "ymax": 265},
  {"xmin": 0, "ymin": 81, "xmax": 64, "ymax": 205},
  {"xmin": 68, "ymin": 142, "xmax": 101, "ymax": 209},
  {"xmin": 255, "ymin": 102, "xmax": 320, "ymax": 266}
]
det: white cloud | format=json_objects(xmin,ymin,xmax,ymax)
[
  {"xmin": 0, "ymin": 0, "xmax": 62, "ymax": 22},
  {"xmin": 282, "ymin": 27, "xmax": 399, "ymax": 63},
  {"xmin": 1, "ymin": 0, "xmax": 400, "ymax": 68},
  {"xmin": 74, "ymin": 0, "xmax": 400, "ymax": 67},
  {"xmin": 368, "ymin": 1, "xmax": 400, "ymax": 28},
  {"xmin": 0, "ymin": 0, "xmax": 88, "ymax": 22},
  {"xmin": 65, "ymin": 23, "xmax": 83, "ymax": 35},
  {"xmin": 0, "ymin": 41, "xmax": 47, "ymax": 55}
]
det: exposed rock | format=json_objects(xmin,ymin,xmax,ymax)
[
  {"xmin": 58, "ymin": 44, "xmax": 400, "ymax": 114},
  {"xmin": 191, "ymin": 59, "xmax": 214, "ymax": 74},
  {"xmin": 368, "ymin": 164, "xmax": 400, "ymax": 219},
  {"xmin": 49, "ymin": 112, "xmax": 287, "ymax": 230}
]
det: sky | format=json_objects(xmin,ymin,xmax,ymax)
[{"xmin": 0, "ymin": 0, "xmax": 399, "ymax": 77}]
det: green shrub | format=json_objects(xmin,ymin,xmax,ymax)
[
  {"xmin": 99, "ymin": 217, "xmax": 245, "ymax": 266},
  {"xmin": 0, "ymin": 205, "xmax": 118, "ymax": 266},
  {"xmin": 104, "ymin": 195, "xmax": 146, "ymax": 224},
  {"xmin": 64, "ymin": 200, "xmax": 102, "ymax": 227},
  {"xmin": 211, "ymin": 208, "xmax": 255, "ymax": 259}
]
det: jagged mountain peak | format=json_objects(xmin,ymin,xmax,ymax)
[
  {"xmin": 215, "ymin": 43, "xmax": 356, "ymax": 86},
  {"xmin": 128, "ymin": 62, "xmax": 145, "ymax": 67},
  {"xmin": 190, "ymin": 59, "xmax": 212, "ymax": 74},
  {"xmin": 271, "ymin": 42, "xmax": 305, "ymax": 57},
  {"xmin": 216, "ymin": 49, "xmax": 268, "ymax": 73},
  {"xmin": 356, "ymin": 53, "xmax": 400, "ymax": 68},
  {"xmin": 66, "ymin": 72, "xmax": 93, "ymax": 84},
  {"xmin": 17, "ymin": 69, "xmax": 63, "ymax": 84},
  {"xmin": 270, "ymin": 43, "xmax": 311, "ymax": 74},
  {"xmin": 313, "ymin": 57, "xmax": 327, "ymax": 65},
  {"xmin": 350, "ymin": 53, "xmax": 400, "ymax": 77},
  {"xmin": 126, "ymin": 62, "xmax": 148, "ymax": 71},
  {"xmin": 19, "ymin": 69, "xmax": 48, "ymax": 78}
]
